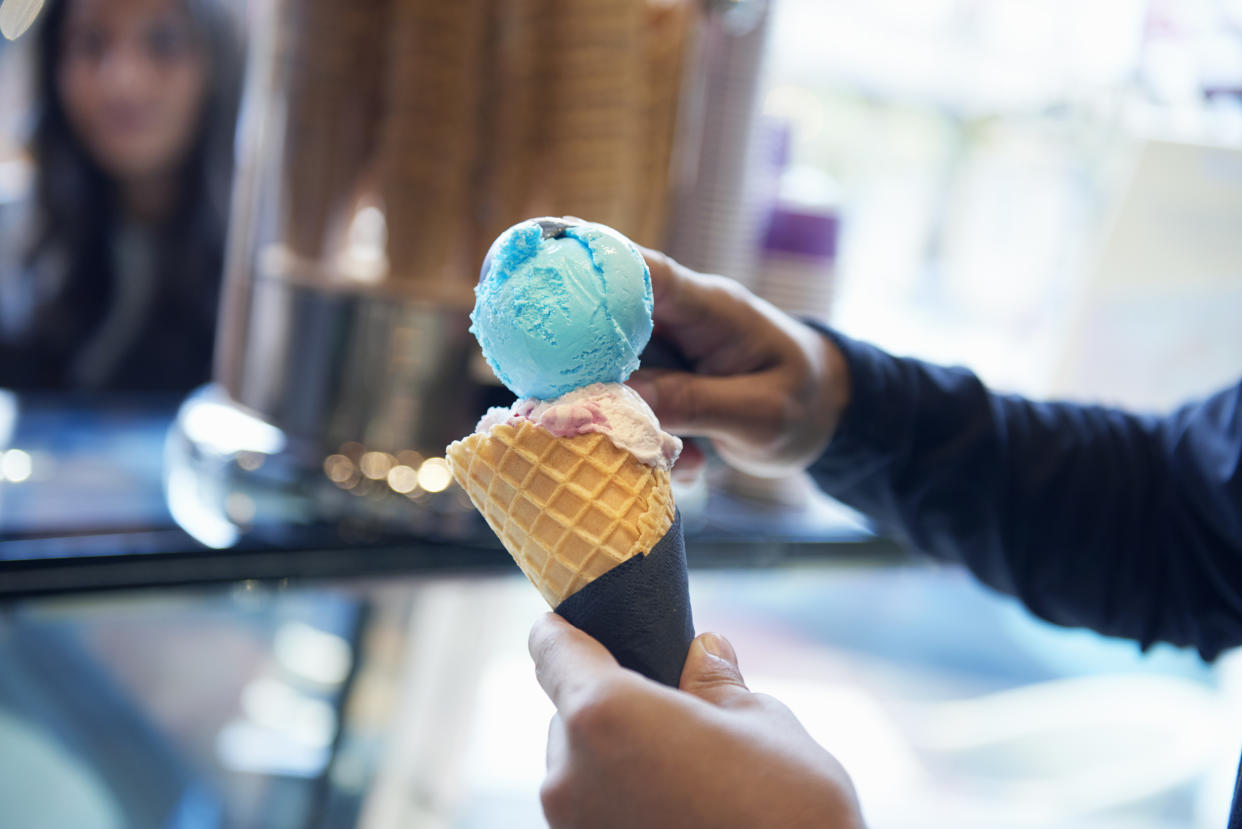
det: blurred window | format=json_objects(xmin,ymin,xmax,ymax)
[{"xmin": 762, "ymin": 0, "xmax": 1242, "ymax": 407}]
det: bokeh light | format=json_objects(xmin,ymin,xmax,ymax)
[
  {"xmin": 323, "ymin": 454, "xmax": 355, "ymax": 485},
  {"xmin": 359, "ymin": 451, "xmax": 394, "ymax": 480},
  {"xmin": 386, "ymin": 465, "xmax": 419, "ymax": 494},
  {"xmin": 1, "ymin": 448, "xmax": 32, "ymax": 482},
  {"xmin": 396, "ymin": 449, "xmax": 425, "ymax": 468},
  {"xmin": 417, "ymin": 458, "xmax": 452, "ymax": 493}
]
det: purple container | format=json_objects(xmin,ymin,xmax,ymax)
[{"xmin": 763, "ymin": 205, "xmax": 840, "ymax": 262}]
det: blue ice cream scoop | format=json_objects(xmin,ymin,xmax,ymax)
[{"xmin": 471, "ymin": 218, "xmax": 653, "ymax": 400}]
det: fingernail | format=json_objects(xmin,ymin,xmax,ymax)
[{"xmin": 699, "ymin": 633, "xmax": 737, "ymax": 667}]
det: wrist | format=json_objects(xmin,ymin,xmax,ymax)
[
  {"xmin": 790, "ymin": 323, "xmax": 851, "ymax": 471},
  {"xmin": 816, "ymin": 328, "xmax": 851, "ymax": 444}
]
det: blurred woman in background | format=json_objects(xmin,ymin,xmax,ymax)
[{"xmin": 0, "ymin": 0, "xmax": 242, "ymax": 390}]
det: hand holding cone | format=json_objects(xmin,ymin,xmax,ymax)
[{"xmin": 447, "ymin": 418, "xmax": 693, "ymax": 686}]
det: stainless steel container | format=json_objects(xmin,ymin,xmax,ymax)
[{"xmin": 209, "ymin": 0, "xmax": 768, "ymax": 469}]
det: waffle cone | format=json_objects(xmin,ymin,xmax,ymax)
[{"xmin": 446, "ymin": 420, "xmax": 675, "ymax": 606}]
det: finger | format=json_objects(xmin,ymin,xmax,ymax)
[
  {"xmin": 639, "ymin": 245, "xmax": 772, "ymax": 333},
  {"xmin": 637, "ymin": 246, "xmax": 716, "ymax": 331},
  {"xmin": 636, "ymin": 245, "xmax": 681, "ymax": 310},
  {"xmin": 639, "ymin": 246, "xmax": 795, "ymax": 375},
  {"xmin": 546, "ymin": 713, "xmax": 567, "ymax": 771},
  {"xmin": 628, "ymin": 368, "xmax": 785, "ymax": 439},
  {"xmin": 679, "ymin": 633, "xmax": 751, "ymax": 707},
  {"xmin": 529, "ymin": 613, "xmax": 620, "ymax": 711}
]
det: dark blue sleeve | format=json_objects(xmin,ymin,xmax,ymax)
[{"xmin": 809, "ymin": 329, "xmax": 1242, "ymax": 660}]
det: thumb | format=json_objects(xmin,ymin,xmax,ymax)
[
  {"xmin": 679, "ymin": 632, "xmax": 750, "ymax": 707},
  {"xmin": 529, "ymin": 613, "xmax": 620, "ymax": 712}
]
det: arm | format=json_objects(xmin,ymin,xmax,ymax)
[
  {"xmin": 813, "ymin": 331, "xmax": 1242, "ymax": 659},
  {"xmin": 632, "ymin": 248, "xmax": 1242, "ymax": 659}
]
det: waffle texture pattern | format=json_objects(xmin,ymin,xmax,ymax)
[{"xmin": 446, "ymin": 420, "xmax": 675, "ymax": 606}]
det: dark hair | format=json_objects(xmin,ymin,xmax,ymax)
[{"xmin": 16, "ymin": 0, "xmax": 243, "ymax": 390}]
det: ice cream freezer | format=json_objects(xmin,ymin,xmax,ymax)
[{"xmin": 0, "ymin": 391, "xmax": 1234, "ymax": 829}]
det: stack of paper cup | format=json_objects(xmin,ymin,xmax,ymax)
[
  {"xmin": 380, "ymin": 0, "xmax": 487, "ymax": 306},
  {"xmin": 633, "ymin": 0, "xmax": 699, "ymax": 248},
  {"xmin": 278, "ymin": 0, "xmax": 387, "ymax": 264},
  {"xmin": 664, "ymin": 1, "xmax": 771, "ymax": 289}
]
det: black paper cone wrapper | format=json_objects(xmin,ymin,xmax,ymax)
[{"xmin": 554, "ymin": 510, "xmax": 694, "ymax": 687}]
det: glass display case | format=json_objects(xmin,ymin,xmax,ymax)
[
  {"xmin": 0, "ymin": 389, "xmax": 889, "ymax": 828},
  {"xmin": 0, "ymin": 391, "xmax": 1236, "ymax": 828},
  {"xmin": 2, "ymin": 0, "xmax": 1240, "ymax": 827}
]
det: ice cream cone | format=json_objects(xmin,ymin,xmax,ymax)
[{"xmin": 446, "ymin": 419, "xmax": 675, "ymax": 607}]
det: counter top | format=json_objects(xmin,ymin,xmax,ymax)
[{"xmin": 0, "ymin": 390, "xmax": 899, "ymax": 598}]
